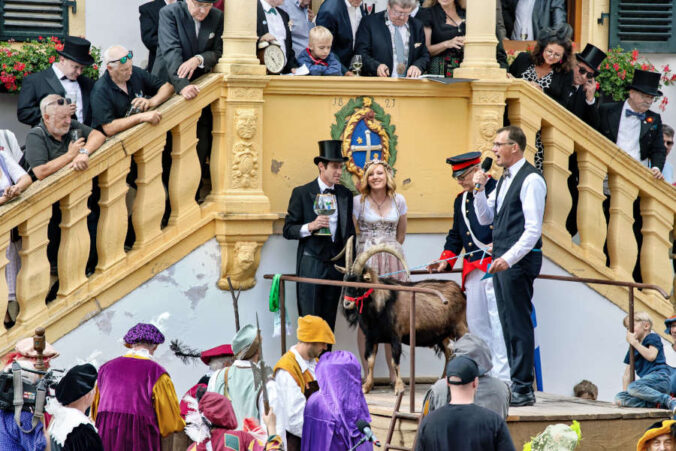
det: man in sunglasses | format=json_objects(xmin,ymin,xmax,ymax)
[
  {"xmin": 662, "ymin": 124, "xmax": 674, "ymax": 184},
  {"xmin": 18, "ymin": 36, "xmax": 96, "ymax": 128},
  {"xmin": 91, "ymin": 45, "xmax": 174, "ymax": 137}
]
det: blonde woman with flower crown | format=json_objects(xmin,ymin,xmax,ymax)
[{"xmin": 352, "ymin": 159, "xmax": 408, "ymax": 384}]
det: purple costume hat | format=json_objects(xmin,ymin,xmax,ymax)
[{"xmin": 123, "ymin": 323, "xmax": 165, "ymax": 348}]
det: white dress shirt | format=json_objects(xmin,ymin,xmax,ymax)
[
  {"xmin": 474, "ymin": 158, "xmax": 547, "ymax": 267},
  {"xmin": 616, "ymin": 100, "xmax": 648, "ymax": 166},
  {"xmin": 512, "ymin": 0, "xmax": 535, "ymax": 40},
  {"xmin": 263, "ymin": 346, "xmax": 316, "ymax": 438},
  {"xmin": 261, "ymin": 0, "xmax": 289, "ymax": 58},
  {"xmin": 52, "ymin": 64, "xmax": 83, "ymax": 123},
  {"xmin": 299, "ymin": 177, "xmax": 339, "ymax": 240},
  {"xmin": 345, "ymin": 0, "xmax": 362, "ymax": 43}
]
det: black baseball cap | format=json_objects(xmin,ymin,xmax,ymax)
[{"xmin": 446, "ymin": 355, "xmax": 479, "ymax": 385}]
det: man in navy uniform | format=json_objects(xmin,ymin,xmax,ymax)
[
  {"xmin": 429, "ymin": 152, "xmax": 510, "ymax": 383},
  {"xmin": 473, "ymin": 126, "xmax": 547, "ymax": 407}
]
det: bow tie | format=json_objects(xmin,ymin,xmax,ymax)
[
  {"xmin": 323, "ymin": 188, "xmax": 336, "ymax": 195},
  {"xmin": 60, "ymin": 75, "xmax": 70, "ymax": 80},
  {"xmin": 267, "ymin": 7, "xmax": 277, "ymax": 15},
  {"xmin": 625, "ymin": 109, "xmax": 646, "ymax": 120},
  {"xmin": 503, "ymin": 170, "xmax": 511, "ymax": 179}
]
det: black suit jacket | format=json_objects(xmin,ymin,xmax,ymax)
[
  {"xmin": 502, "ymin": 0, "xmax": 566, "ymax": 39},
  {"xmin": 316, "ymin": 0, "xmax": 357, "ymax": 71},
  {"xmin": 508, "ymin": 52, "xmax": 572, "ymax": 104},
  {"xmin": 561, "ymin": 84, "xmax": 600, "ymax": 129},
  {"xmin": 153, "ymin": 1, "xmax": 223, "ymax": 92},
  {"xmin": 354, "ymin": 12, "xmax": 430, "ymax": 77},
  {"xmin": 139, "ymin": 0, "xmax": 168, "ymax": 73},
  {"xmin": 598, "ymin": 101, "xmax": 666, "ymax": 171},
  {"xmin": 256, "ymin": 1, "xmax": 297, "ymax": 74},
  {"xmin": 17, "ymin": 67, "xmax": 95, "ymax": 127},
  {"xmin": 282, "ymin": 180, "xmax": 355, "ymax": 275}
]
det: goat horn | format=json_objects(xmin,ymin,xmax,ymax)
[
  {"xmin": 352, "ymin": 243, "xmax": 409, "ymax": 278},
  {"xmin": 331, "ymin": 236, "xmax": 354, "ymax": 270}
]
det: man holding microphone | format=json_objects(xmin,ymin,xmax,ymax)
[{"xmin": 472, "ymin": 126, "xmax": 547, "ymax": 407}]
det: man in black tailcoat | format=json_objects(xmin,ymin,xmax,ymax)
[
  {"xmin": 139, "ymin": 0, "xmax": 180, "ymax": 73},
  {"xmin": 283, "ymin": 141, "xmax": 356, "ymax": 331}
]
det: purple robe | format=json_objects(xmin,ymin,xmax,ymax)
[
  {"xmin": 301, "ymin": 351, "xmax": 373, "ymax": 451},
  {"xmin": 95, "ymin": 356, "xmax": 166, "ymax": 451}
]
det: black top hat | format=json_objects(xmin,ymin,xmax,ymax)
[
  {"xmin": 446, "ymin": 151, "xmax": 481, "ymax": 178},
  {"xmin": 314, "ymin": 140, "xmax": 348, "ymax": 165},
  {"xmin": 629, "ymin": 69, "xmax": 662, "ymax": 97},
  {"xmin": 57, "ymin": 36, "xmax": 95, "ymax": 66},
  {"xmin": 575, "ymin": 44, "xmax": 607, "ymax": 76}
]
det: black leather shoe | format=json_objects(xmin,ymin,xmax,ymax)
[{"xmin": 510, "ymin": 390, "xmax": 536, "ymax": 407}]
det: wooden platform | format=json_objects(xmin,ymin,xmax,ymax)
[{"xmin": 365, "ymin": 385, "xmax": 672, "ymax": 450}]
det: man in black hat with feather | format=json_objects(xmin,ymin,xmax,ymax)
[
  {"xmin": 283, "ymin": 140, "xmax": 356, "ymax": 331},
  {"xmin": 18, "ymin": 36, "xmax": 96, "ymax": 127}
]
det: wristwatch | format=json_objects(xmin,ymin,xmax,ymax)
[{"xmin": 79, "ymin": 148, "xmax": 89, "ymax": 156}]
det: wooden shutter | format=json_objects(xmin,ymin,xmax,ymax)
[
  {"xmin": 609, "ymin": 0, "xmax": 676, "ymax": 52},
  {"xmin": 0, "ymin": 0, "xmax": 70, "ymax": 41}
]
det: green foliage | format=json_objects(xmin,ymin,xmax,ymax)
[{"xmin": 0, "ymin": 36, "xmax": 101, "ymax": 93}]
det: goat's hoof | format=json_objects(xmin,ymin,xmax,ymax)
[
  {"xmin": 394, "ymin": 380, "xmax": 405, "ymax": 395},
  {"xmin": 362, "ymin": 382, "xmax": 374, "ymax": 394}
]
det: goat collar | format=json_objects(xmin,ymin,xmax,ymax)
[{"xmin": 344, "ymin": 289, "xmax": 374, "ymax": 314}]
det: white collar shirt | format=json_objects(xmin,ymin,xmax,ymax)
[
  {"xmin": 344, "ymin": 0, "xmax": 362, "ymax": 43},
  {"xmin": 512, "ymin": 0, "xmax": 535, "ymax": 40},
  {"xmin": 52, "ymin": 64, "xmax": 83, "ymax": 123},
  {"xmin": 617, "ymin": 100, "xmax": 646, "ymax": 166},
  {"xmin": 473, "ymin": 157, "xmax": 547, "ymax": 267},
  {"xmin": 385, "ymin": 15, "xmax": 410, "ymax": 79},
  {"xmin": 261, "ymin": 0, "xmax": 288, "ymax": 58}
]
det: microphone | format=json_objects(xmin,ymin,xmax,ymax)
[
  {"xmin": 474, "ymin": 157, "xmax": 493, "ymax": 191},
  {"xmin": 357, "ymin": 419, "xmax": 381, "ymax": 447}
]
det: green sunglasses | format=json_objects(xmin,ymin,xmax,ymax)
[{"xmin": 111, "ymin": 51, "xmax": 133, "ymax": 65}]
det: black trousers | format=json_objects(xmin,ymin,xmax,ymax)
[
  {"xmin": 493, "ymin": 251, "xmax": 541, "ymax": 394},
  {"xmin": 297, "ymin": 253, "xmax": 342, "ymax": 331}
]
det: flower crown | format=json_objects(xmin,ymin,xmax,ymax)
[{"xmin": 363, "ymin": 158, "xmax": 393, "ymax": 175}]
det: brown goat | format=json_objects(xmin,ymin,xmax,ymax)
[{"xmin": 335, "ymin": 237, "xmax": 468, "ymax": 394}]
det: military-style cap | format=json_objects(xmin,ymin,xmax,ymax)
[{"xmin": 446, "ymin": 152, "xmax": 481, "ymax": 178}]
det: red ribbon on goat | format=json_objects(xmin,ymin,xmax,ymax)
[{"xmin": 344, "ymin": 289, "xmax": 373, "ymax": 314}]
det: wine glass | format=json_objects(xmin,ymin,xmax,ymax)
[
  {"xmin": 313, "ymin": 193, "xmax": 337, "ymax": 236},
  {"xmin": 351, "ymin": 55, "xmax": 363, "ymax": 76}
]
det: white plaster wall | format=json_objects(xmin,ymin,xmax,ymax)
[
  {"xmin": 52, "ymin": 234, "xmax": 655, "ymax": 403},
  {"xmin": 0, "ymin": 95, "xmax": 31, "ymax": 146}
]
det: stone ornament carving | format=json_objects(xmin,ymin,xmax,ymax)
[
  {"xmin": 477, "ymin": 110, "xmax": 500, "ymax": 152},
  {"xmin": 230, "ymin": 87, "xmax": 262, "ymax": 101},
  {"xmin": 231, "ymin": 109, "xmax": 259, "ymax": 189},
  {"xmin": 235, "ymin": 108, "xmax": 256, "ymax": 139},
  {"xmin": 218, "ymin": 241, "xmax": 261, "ymax": 290}
]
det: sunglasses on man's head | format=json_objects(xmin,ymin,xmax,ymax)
[
  {"xmin": 111, "ymin": 51, "xmax": 134, "ymax": 65},
  {"xmin": 46, "ymin": 97, "xmax": 73, "ymax": 108},
  {"xmin": 577, "ymin": 66, "xmax": 595, "ymax": 79}
]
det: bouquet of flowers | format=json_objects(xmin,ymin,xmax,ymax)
[{"xmin": 0, "ymin": 36, "xmax": 101, "ymax": 93}]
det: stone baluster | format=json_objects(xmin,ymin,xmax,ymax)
[
  {"xmin": 96, "ymin": 158, "xmax": 130, "ymax": 272},
  {"xmin": 57, "ymin": 182, "xmax": 92, "ymax": 297},
  {"xmin": 16, "ymin": 207, "xmax": 51, "ymax": 325},
  {"xmin": 506, "ymin": 98, "xmax": 540, "ymax": 164},
  {"xmin": 168, "ymin": 111, "xmax": 201, "ymax": 226},
  {"xmin": 209, "ymin": 98, "xmax": 227, "ymax": 201},
  {"xmin": 575, "ymin": 149, "xmax": 608, "ymax": 265},
  {"xmin": 540, "ymin": 125, "xmax": 574, "ymax": 243},
  {"xmin": 214, "ymin": 0, "xmax": 265, "ymax": 75},
  {"xmin": 639, "ymin": 197, "xmax": 674, "ymax": 303},
  {"xmin": 453, "ymin": 0, "xmax": 504, "ymax": 80},
  {"xmin": 132, "ymin": 135, "xmax": 166, "ymax": 248},
  {"xmin": 0, "ymin": 233, "xmax": 9, "ymax": 336},
  {"xmin": 606, "ymin": 173, "xmax": 639, "ymax": 281}
]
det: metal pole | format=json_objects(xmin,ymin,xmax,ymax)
[
  {"xmin": 410, "ymin": 292, "xmax": 416, "ymax": 413},
  {"xmin": 628, "ymin": 287, "xmax": 635, "ymax": 383},
  {"xmin": 280, "ymin": 281, "xmax": 287, "ymax": 355}
]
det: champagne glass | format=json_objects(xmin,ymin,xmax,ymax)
[
  {"xmin": 313, "ymin": 193, "xmax": 337, "ymax": 236},
  {"xmin": 351, "ymin": 55, "xmax": 363, "ymax": 76}
]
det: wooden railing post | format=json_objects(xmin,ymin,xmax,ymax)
[
  {"xmin": 575, "ymin": 149, "xmax": 607, "ymax": 265},
  {"xmin": 639, "ymin": 197, "xmax": 673, "ymax": 303},
  {"xmin": 540, "ymin": 125, "xmax": 574, "ymax": 243},
  {"xmin": 96, "ymin": 158, "xmax": 130, "ymax": 272},
  {"xmin": 607, "ymin": 174, "xmax": 639, "ymax": 281},
  {"xmin": 57, "ymin": 181, "xmax": 93, "ymax": 297},
  {"xmin": 168, "ymin": 111, "xmax": 201, "ymax": 226},
  {"xmin": 132, "ymin": 135, "xmax": 166, "ymax": 248},
  {"xmin": 16, "ymin": 207, "xmax": 51, "ymax": 325}
]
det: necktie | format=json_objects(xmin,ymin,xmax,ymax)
[
  {"xmin": 323, "ymin": 188, "xmax": 336, "ymax": 195},
  {"xmin": 393, "ymin": 26, "xmax": 406, "ymax": 77},
  {"xmin": 625, "ymin": 109, "xmax": 646, "ymax": 121},
  {"xmin": 268, "ymin": 7, "xmax": 277, "ymax": 15}
]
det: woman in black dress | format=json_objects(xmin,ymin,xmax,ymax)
[
  {"xmin": 418, "ymin": 0, "xmax": 466, "ymax": 77},
  {"xmin": 508, "ymin": 24, "xmax": 574, "ymax": 171}
]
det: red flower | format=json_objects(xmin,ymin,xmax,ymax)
[
  {"xmin": 631, "ymin": 50, "xmax": 639, "ymax": 61},
  {"xmin": 641, "ymin": 63, "xmax": 648, "ymax": 70},
  {"xmin": 55, "ymin": 44, "xmax": 64, "ymax": 51},
  {"xmin": 48, "ymin": 56, "xmax": 55, "ymax": 64},
  {"xmin": 619, "ymin": 70, "xmax": 626, "ymax": 80},
  {"xmin": 1, "ymin": 64, "xmax": 5, "ymax": 70},
  {"xmin": 50, "ymin": 36, "xmax": 60, "ymax": 43},
  {"xmin": 646, "ymin": 116, "xmax": 654, "ymax": 123},
  {"xmin": 671, "ymin": 74, "xmax": 676, "ymax": 81},
  {"xmin": 92, "ymin": 64, "xmax": 98, "ymax": 70},
  {"xmin": 38, "ymin": 36, "xmax": 43, "ymax": 41},
  {"xmin": 595, "ymin": 81, "xmax": 600, "ymax": 90},
  {"xmin": 664, "ymin": 64, "xmax": 671, "ymax": 72},
  {"xmin": 613, "ymin": 63, "xmax": 620, "ymax": 71},
  {"xmin": 605, "ymin": 63, "xmax": 610, "ymax": 69},
  {"xmin": 13, "ymin": 62, "xmax": 25, "ymax": 72}
]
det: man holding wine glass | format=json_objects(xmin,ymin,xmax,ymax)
[{"xmin": 283, "ymin": 140, "xmax": 356, "ymax": 332}]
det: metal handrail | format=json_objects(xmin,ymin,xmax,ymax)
[{"xmin": 263, "ymin": 270, "xmax": 671, "ymax": 414}]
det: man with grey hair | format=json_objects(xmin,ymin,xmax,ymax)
[
  {"xmin": 354, "ymin": 0, "xmax": 429, "ymax": 77},
  {"xmin": 91, "ymin": 45, "xmax": 173, "ymax": 136}
]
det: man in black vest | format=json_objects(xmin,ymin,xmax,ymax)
[
  {"xmin": 283, "ymin": 141, "xmax": 356, "ymax": 331},
  {"xmin": 473, "ymin": 125, "xmax": 547, "ymax": 407}
]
